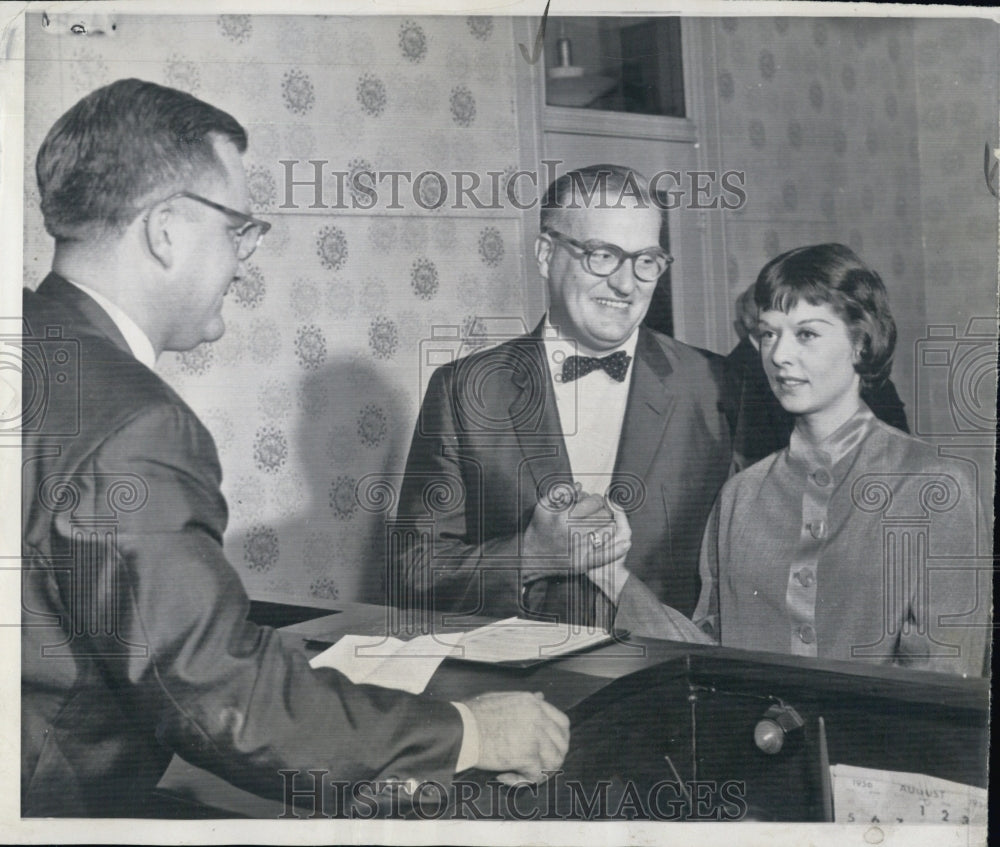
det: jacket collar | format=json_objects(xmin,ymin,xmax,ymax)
[
  {"xmin": 788, "ymin": 403, "xmax": 876, "ymax": 468},
  {"xmin": 509, "ymin": 319, "xmax": 678, "ymax": 491},
  {"xmin": 614, "ymin": 326, "xmax": 677, "ymax": 482},
  {"xmin": 35, "ymin": 273, "xmax": 133, "ymax": 358}
]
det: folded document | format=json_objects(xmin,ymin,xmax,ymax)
[{"xmin": 308, "ymin": 617, "xmax": 614, "ymax": 694}]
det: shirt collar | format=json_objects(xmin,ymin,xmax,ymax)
[
  {"xmin": 64, "ymin": 278, "xmax": 158, "ymax": 370},
  {"xmin": 788, "ymin": 403, "xmax": 876, "ymax": 467},
  {"xmin": 542, "ymin": 316, "xmax": 640, "ymax": 379}
]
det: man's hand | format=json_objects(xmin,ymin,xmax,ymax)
[
  {"xmin": 463, "ymin": 691, "xmax": 570, "ymax": 785},
  {"xmin": 583, "ymin": 502, "xmax": 633, "ymax": 602},
  {"xmin": 522, "ymin": 485, "xmax": 631, "ymax": 581}
]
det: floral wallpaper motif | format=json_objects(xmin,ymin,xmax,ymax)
[
  {"xmin": 245, "ymin": 525, "xmax": 280, "ymax": 572},
  {"xmin": 247, "ymin": 166, "xmax": 278, "ymax": 211},
  {"xmin": 410, "ymin": 258, "xmax": 439, "ymax": 300},
  {"xmin": 711, "ymin": 16, "xmax": 960, "ymax": 417},
  {"xmin": 12, "ymin": 13, "xmax": 533, "ymax": 608},
  {"xmin": 295, "ymin": 325, "xmax": 328, "ymax": 371},
  {"xmin": 231, "ymin": 264, "xmax": 266, "ymax": 308},
  {"xmin": 449, "ymin": 86, "xmax": 477, "ymax": 126},
  {"xmin": 218, "ymin": 15, "xmax": 253, "ymax": 44},
  {"xmin": 24, "ymin": 15, "xmax": 991, "ymax": 606},
  {"xmin": 357, "ymin": 73, "xmax": 387, "ymax": 117},
  {"xmin": 910, "ymin": 18, "xmax": 998, "ymax": 440},
  {"xmin": 316, "ymin": 225, "xmax": 349, "ymax": 272},
  {"xmin": 399, "ymin": 20, "xmax": 428, "ymax": 63}
]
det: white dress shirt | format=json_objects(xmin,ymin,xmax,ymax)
[
  {"xmin": 65, "ymin": 278, "xmax": 157, "ymax": 369},
  {"xmin": 542, "ymin": 319, "xmax": 638, "ymax": 491},
  {"xmin": 542, "ymin": 319, "xmax": 638, "ymax": 603}
]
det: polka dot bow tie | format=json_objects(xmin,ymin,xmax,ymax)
[{"xmin": 561, "ymin": 351, "xmax": 633, "ymax": 383}]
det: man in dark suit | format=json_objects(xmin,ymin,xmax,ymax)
[
  {"xmin": 395, "ymin": 165, "xmax": 739, "ymax": 626},
  {"xmin": 21, "ymin": 79, "xmax": 568, "ymax": 817}
]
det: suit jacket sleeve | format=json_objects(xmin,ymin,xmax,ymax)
[
  {"xmin": 613, "ymin": 578, "xmax": 715, "ymax": 644},
  {"xmin": 691, "ymin": 498, "xmax": 723, "ymax": 639},
  {"xmin": 393, "ymin": 364, "xmax": 527, "ymax": 619},
  {"xmin": 55, "ymin": 401, "xmax": 463, "ymax": 800}
]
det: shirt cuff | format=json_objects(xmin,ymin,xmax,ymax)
[{"xmin": 452, "ymin": 701, "xmax": 480, "ymax": 773}]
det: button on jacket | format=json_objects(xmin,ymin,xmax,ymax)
[{"xmin": 694, "ymin": 406, "xmax": 989, "ymax": 676}]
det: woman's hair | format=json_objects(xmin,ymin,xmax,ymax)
[{"xmin": 753, "ymin": 243, "xmax": 897, "ymax": 388}]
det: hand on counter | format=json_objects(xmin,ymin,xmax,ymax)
[{"xmin": 463, "ymin": 691, "xmax": 570, "ymax": 785}]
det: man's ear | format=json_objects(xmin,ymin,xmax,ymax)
[
  {"xmin": 534, "ymin": 233, "xmax": 553, "ymax": 279},
  {"xmin": 143, "ymin": 202, "xmax": 176, "ymax": 269}
]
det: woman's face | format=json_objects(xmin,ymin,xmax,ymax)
[{"xmin": 758, "ymin": 300, "xmax": 862, "ymax": 430}]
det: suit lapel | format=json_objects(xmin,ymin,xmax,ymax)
[
  {"xmin": 614, "ymin": 327, "xmax": 677, "ymax": 481},
  {"xmin": 35, "ymin": 273, "xmax": 133, "ymax": 358},
  {"xmin": 507, "ymin": 322, "xmax": 572, "ymax": 496}
]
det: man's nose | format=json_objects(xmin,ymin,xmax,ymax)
[{"xmin": 606, "ymin": 262, "xmax": 639, "ymax": 296}]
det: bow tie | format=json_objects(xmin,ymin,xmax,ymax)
[{"xmin": 561, "ymin": 350, "xmax": 632, "ymax": 383}]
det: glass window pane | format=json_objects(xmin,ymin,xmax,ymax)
[{"xmin": 544, "ymin": 17, "xmax": 685, "ymax": 117}]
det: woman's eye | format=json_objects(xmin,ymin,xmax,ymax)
[{"xmin": 796, "ymin": 330, "xmax": 817, "ymax": 341}]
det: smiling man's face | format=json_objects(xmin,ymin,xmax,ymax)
[{"xmin": 538, "ymin": 205, "xmax": 663, "ymax": 354}]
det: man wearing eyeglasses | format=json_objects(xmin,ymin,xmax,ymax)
[
  {"xmin": 21, "ymin": 79, "xmax": 569, "ymax": 817},
  {"xmin": 396, "ymin": 164, "xmax": 739, "ymax": 628}
]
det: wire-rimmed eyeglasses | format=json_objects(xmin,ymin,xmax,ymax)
[
  {"xmin": 152, "ymin": 191, "xmax": 271, "ymax": 260},
  {"xmin": 544, "ymin": 228, "xmax": 673, "ymax": 282}
]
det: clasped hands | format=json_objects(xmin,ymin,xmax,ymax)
[
  {"xmin": 459, "ymin": 485, "xmax": 631, "ymax": 786},
  {"xmin": 521, "ymin": 482, "xmax": 632, "ymax": 585}
]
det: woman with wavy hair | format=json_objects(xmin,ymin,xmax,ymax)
[{"xmin": 611, "ymin": 244, "xmax": 989, "ymax": 677}]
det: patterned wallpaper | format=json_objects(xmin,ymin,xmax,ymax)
[
  {"xmin": 24, "ymin": 14, "xmax": 533, "ymax": 606},
  {"xmin": 712, "ymin": 17, "xmax": 929, "ymax": 416},
  {"xmin": 23, "ymin": 14, "xmax": 996, "ymax": 606},
  {"xmin": 912, "ymin": 19, "xmax": 999, "ymax": 440},
  {"xmin": 710, "ymin": 15, "xmax": 997, "ymax": 450}
]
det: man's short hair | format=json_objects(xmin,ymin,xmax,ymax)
[
  {"xmin": 36, "ymin": 78, "xmax": 247, "ymax": 242},
  {"xmin": 753, "ymin": 243, "xmax": 897, "ymax": 389},
  {"xmin": 540, "ymin": 164, "xmax": 662, "ymax": 233}
]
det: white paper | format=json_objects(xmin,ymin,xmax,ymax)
[
  {"xmin": 308, "ymin": 634, "xmax": 456, "ymax": 694},
  {"xmin": 452, "ymin": 616, "xmax": 613, "ymax": 663},
  {"xmin": 309, "ymin": 618, "xmax": 613, "ymax": 693},
  {"xmin": 831, "ymin": 763, "xmax": 988, "ymax": 826}
]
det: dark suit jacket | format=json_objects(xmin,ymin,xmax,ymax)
[
  {"xmin": 21, "ymin": 274, "xmax": 462, "ymax": 817},
  {"xmin": 394, "ymin": 322, "xmax": 739, "ymax": 624}
]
